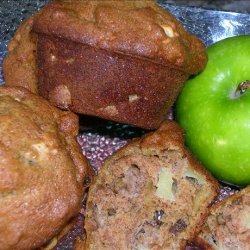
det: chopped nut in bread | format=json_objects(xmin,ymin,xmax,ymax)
[
  {"xmin": 84, "ymin": 121, "xmax": 219, "ymax": 249},
  {"xmin": 194, "ymin": 185, "xmax": 250, "ymax": 250}
]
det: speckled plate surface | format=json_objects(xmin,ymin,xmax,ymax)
[{"xmin": 1, "ymin": 1, "xmax": 249, "ymax": 249}]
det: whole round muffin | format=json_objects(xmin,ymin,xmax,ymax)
[{"xmin": 0, "ymin": 86, "xmax": 90, "ymax": 250}]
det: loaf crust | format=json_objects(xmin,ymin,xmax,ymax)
[
  {"xmin": 84, "ymin": 120, "xmax": 219, "ymax": 249},
  {"xmin": 194, "ymin": 185, "xmax": 250, "ymax": 250},
  {"xmin": 4, "ymin": 0, "xmax": 207, "ymax": 129},
  {"xmin": 33, "ymin": 0, "xmax": 207, "ymax": 75},
  {"xmin": 33, "ymin": 0, "xmax": 207, "ymax": 129},
  {"xmin": 0, "ymin": 86, "xmax": 91, "ymax": 250},
  {"xmin": 36, "ymin": 34, "xmax": 188, "ymax": 129}
]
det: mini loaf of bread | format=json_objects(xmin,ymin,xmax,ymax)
[
  {"xmin": 0, "ymin": 86, "xmax": 91, "ymax": 250},
  {"xmin": 194, "ymin": 186, "xmax": 250, "ymax": 250},
  {"xmin": 3, "ymin": 0, "xmax": 207, "ymax": 129},
  {"xmin": 84, "ymin": 121, "xmax": 219, "ymax": 249}
]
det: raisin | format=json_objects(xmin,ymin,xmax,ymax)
[
  {"xmin": 107, "ymin": 208, "xmax": 116, "ymax": 216},
  {"xmin": 185, "ymin": 176, "xmax": 199, "ymax": 186},
  {"xmin": 172, "ymin": 178, "xmax": 178, "ymax": 195},
  {"xmin": 169, "ymin": 219, "xmax": 187, "ymax": 235}
]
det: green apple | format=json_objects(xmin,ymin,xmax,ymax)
[{"xmin": 175, "ymin": 35, "xmax": 250, "ymax": 186}]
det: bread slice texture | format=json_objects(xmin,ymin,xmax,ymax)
[
  {"xmin": 84, "ymin": 120, "xmax": 219, "ymax": 249},
  {"xmin": 194, "ymin": 185, "xmax": 250, "ymax": 250}
]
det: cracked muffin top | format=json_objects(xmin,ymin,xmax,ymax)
[{"xmin": 0, "ymin": 86, "xmax": 90, "ymax": 249}]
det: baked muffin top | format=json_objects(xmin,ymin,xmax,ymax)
[
  {"xmin": 3, "ymin": 15, "xmax": 38, "ymax": 94},
  {"xmin": 33, "ymin": 0, "xmax": 207, "ymax": 75},
  {"xmin": 0, "ymin": 86, "xmax": 90, "ymax": 249}
]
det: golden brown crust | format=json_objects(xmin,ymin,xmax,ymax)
[
  {"xmin": 3, "ymin": 15, "xmax": 39, "ymax": 94},
  {"xmin": 33, "ymin": 0, "xmax": 207, "ymax": 74},
  {"xmin": 36, "ymin": 34, "xmax": 189, "ymax": 129},
  {"xmin": 0, "ymin": 86, "xmax": 90, "ymax": 250},
  {"xmin": 195, "ymin": 186, "xmax": 250, "ymax": 250},
  {"xmin": 40, "ymin": 219, "xmax": 76, "ymax": 250},
  {"xmin": 84, "ymin": 120, "xmax": 219, "ymax": 249},
  {"xmin": 32, "ymin": 0, "xmax": 207, "ymax": 129},
  {"xmin": 4, "ymin": 0, "xmax": 207, "ymax": 129}
]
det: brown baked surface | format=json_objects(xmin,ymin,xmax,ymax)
[
  {"xmin": 33, "ymin": 0, "xmax": 206, "ymax": 75},
  {"xmin": 4, "ymin": 0, "xmax": 207, "ymax": 129},
  {"xmin": 33, "ymin": 0, "xmax": 207, "ymax": 129},
  {"xmin": 84, "ymin": 120, "xmax": 219, "ymax": 249},
  {"xmin": 36, "ymin": 34, "xmax": 189, "ymax": 129},
  {"xmin": 194, "ymin": 185, "xmax": 250, "ymax": 250},
  {"xmin": 0, "ymin": 86, "xmax": 91, "ymax": 249},
  {"xmin": 3, "ymin": 15, "xmax": 39, "ymax": 94}
]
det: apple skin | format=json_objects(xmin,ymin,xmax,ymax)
[{"xmin": 175, "ymin": 35, "xmax": 250, "ymax": 186}]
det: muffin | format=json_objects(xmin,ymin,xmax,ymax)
[
  {"xmin": 4, "ymin": 0, "xmax": 207, "ymax": 129},
  {"xmin": 84, "ymin": 121, "xmax": 219, "ymax": 249},
  {"xmin": 0, "ymin": 86, "xmax": 91, "ymax": 250},
  {"xmin": 3, "ymin": 15, "xmax": 39, "ymax": 94},
  {"xmin": 194, "ymin": 185, "xmax": 250, "ymax": 250}
]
